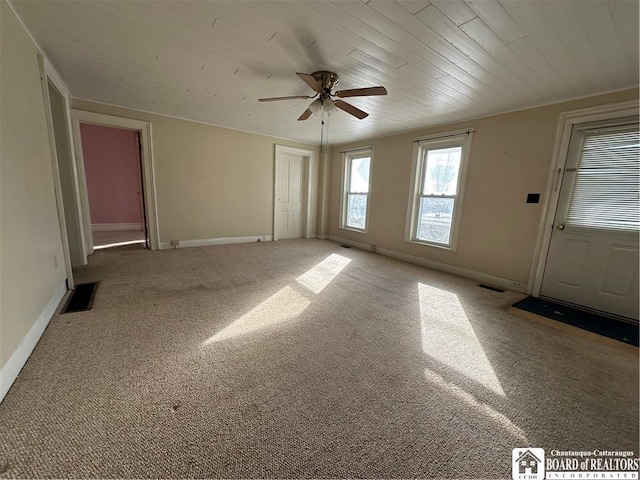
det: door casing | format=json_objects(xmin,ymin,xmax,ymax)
[{"xmin": 47, "ymin": 80, "xmax": 86, "ymax": 268}]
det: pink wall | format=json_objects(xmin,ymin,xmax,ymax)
[{"xmin": 80, "ymin": 124, "xmax": 143, "ymax": 225}]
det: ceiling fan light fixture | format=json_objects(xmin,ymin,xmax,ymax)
[
  {"xmin": 323, "ymin": 98, "xmax": 337, "ymax": 115},
  {"xmin": 309, "ymin": 98, "xmax": 337, "ymax": 116},
  {"xmin": 309, "ymin": 98, "xmax": 323, "ymax": 116}
]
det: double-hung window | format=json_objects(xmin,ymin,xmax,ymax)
[
  {"xmin": 407, "ymin": 130, "xmax": 473, "ymax": 249},
  {"xmin": 341, "ymin": 148, "xmax": 372, "ymax": 232}
]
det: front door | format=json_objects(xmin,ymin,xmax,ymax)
[
  {"xmin": 541, "ymin": 119, "xmax": 639, "ymax": 321},
  {"xmin": 276, "ymin": 153, "xmax": 304, "ymax": 240}
]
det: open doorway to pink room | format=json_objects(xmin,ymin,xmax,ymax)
[{"xmin": 79, "ymin": 123, "xmax": 148, "ymax": 250}]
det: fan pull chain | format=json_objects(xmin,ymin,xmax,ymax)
[
  {"xmin": 320, "ymin": 110, "xmax": 324, "ymax": 153},
  {"xmin": 320, "ymin": 110, "xmax": 325, "ymax": 154},
  {"xmin": 319, "ymin": 109, "xmax": 330, "ymax": 162},
  {"xmin": 324, "ymin": 112, "xmax": 330, "ymax": 159}
]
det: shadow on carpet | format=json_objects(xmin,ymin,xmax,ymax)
[{"xmin": 512, "ymin": 296, "xmax": 638, "ymax": 347}]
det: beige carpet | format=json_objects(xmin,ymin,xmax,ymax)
[{"xmin": 0, "ymin": 239, "xmax": 637, "ymax": 478}]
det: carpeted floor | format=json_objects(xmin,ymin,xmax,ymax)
[{"xmin": 0, "ymin": 239, "xmax": 637, "ymax": 478}]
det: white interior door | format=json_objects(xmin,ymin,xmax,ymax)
[
  {"xmin": 276, "ymin": 153, "xmax": 304, "ymax": 240},
  {"xmin": 541, "ymin": 120, "xmax": 639, "ymax": 321}
]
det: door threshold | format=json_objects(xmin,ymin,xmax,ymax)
[
  {"xmin": 538, "ymin": 296, "xmax": 638, "ymax": 325},
  {"xmin": 511, "ymin": 296, "xmax": 638, "ymax": 347}
]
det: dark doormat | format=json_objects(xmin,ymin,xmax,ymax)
[
  {"xmin": 61, "ymin": 282, "xmax": 99, "ymax": 314},
  {"xmin": 512, "ymin": 296, "xmax": 638, "ymax": 347}
]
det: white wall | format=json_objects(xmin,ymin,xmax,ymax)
[{"xmin": 1, "ymin": 1, "xmax": 67, "ymax": 389}]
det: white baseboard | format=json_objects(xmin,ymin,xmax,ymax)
[
  {"xmin": 316, "ymin": 234, "xmax": 328, "ymax": 240},
  {"xmin": 92, "ymin": 223, "xmax": 142, "ymax": 232},
  {"xmin": 328, "ymin": 235, "xmax": 527, "ymax": 292},
  {"xmin": 159, "ymin": 234, "xmax": 273, "ymax": 249},
  {"xmin": 0, "ymin": 282, "xmax": 67, "ymax": 403}
]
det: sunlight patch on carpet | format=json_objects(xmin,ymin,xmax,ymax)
[
  {"xmin": 418, "ymin": 283, "xmax": 505, "ymax": 396},
  {"xmin": 204, "ymin": 286, "xmax": 310, "ymax": 344},
  {"xmin": 296, "ymin": 254, "xmax": 351, "ymax": 294},
  {"xmin": 204, "ymin": 253, "xmax": 352, "ymax": 344},
  {"xmin": 424, "ymin": 368, "xmax": 527, "ymax": 442}
]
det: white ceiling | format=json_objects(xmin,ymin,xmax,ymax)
[{"xmin": 11, "ymin": 0, "xmax": 639, "ymax": 145}]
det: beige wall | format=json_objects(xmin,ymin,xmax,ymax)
[
  {"xmin": 1, "ymin": 1, "xmax": 67, "ymax": 368},
  {"xmin": 72, "ymin": 100, "xmax": 321, "ymax": 243},
  {"xmin": 328, "ymin": 89, "xmax": 639, "ymax": 285}
]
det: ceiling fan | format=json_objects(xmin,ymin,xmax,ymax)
[{"xmin": 259, "ymin": 71, "xmax": 387, "ymax": 121}]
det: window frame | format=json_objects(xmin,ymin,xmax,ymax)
[
  {"xmin": 340, "ymin": 147, "xmax": 373, "ymax": 233},
  {"xmin": 405, "ymin": 130, "xmax": 473, "ymax": 250}
]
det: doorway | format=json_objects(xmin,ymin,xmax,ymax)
[
  {"xmin": 273, "ymin": 145, "xmax": 316, "ymax": 241},
  {"xmin": 540, "ymin": 119, "xmax": 639, "ymax": 321},
  {"xmin": 79, "ymin": 124, "xmax": 147, "ymax": 250},
  {"xmin": 534, "ymin": 103, "xmax": 639, "ymax": 322},
  {"xmin": 39, "ymin": 54, "xmax": 82, "ymax": 287},
  {"xmin": 72, "ymin": 110, "xmax": 160, "ymax": 252}
]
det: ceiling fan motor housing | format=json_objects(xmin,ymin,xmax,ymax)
[{"xmin": 312, "ymin": 71, "xmax": 339, "ymax": 99}]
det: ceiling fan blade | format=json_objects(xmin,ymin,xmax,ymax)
[
  {"xmin": 258, "ymin": 95, "xmax": 313, "ymax": 102},
  {"xmin": 335, "ymin": 86, "xmax": 388, "ymax": 98},
  {"xmin": 297, "ymin": 109, "xmax": 313, "ymax": 121},
  {"xmin": 296, "ymin": 72, "xmax": 323, "ymax": 94},
  {"xmin": 334, "ymin": 100, "xmax": 369, "ymax": 120}
]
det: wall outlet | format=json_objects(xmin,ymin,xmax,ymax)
[
  {"xmin": 511, "ymin": 281, "xmax": 524, "ymax": 288},
  {"xmin": 170, "ymin": 240, "xmax": 180, "ymax": 248},
  {"xmin": 53, "ymin": 255, "xmax": 58, "ymax": 268},
  {"xmin": 370, "ymin": 244, "xmax": 377, "ymax": 253}
]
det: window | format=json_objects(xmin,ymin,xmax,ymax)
[
  {"xmin": 341, "ymin": 148, "xmax": 372, "ymax": 231},
  {"xmin": 407, "ymin": 130, "xmax": 473, "ymax": 249},
  {"xmin": 565, "ymin": 123, "xmax": 639, "ymax": 233}
]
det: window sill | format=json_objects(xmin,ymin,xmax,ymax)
[
  {"xmin": 340, "ymin": 226, "xmax": 368, "ymax": 234},
  {"xmin": 405, "ymin": 238, "xmax": 457, "ymax": 252}
]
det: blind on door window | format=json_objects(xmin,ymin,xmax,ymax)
[{"xmin": 566, "ymin": 125, "xmax": 639, "ymax": 233}]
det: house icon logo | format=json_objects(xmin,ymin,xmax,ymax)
[{"xmin": 512, "ymin": 448, "xmax": 545, "ymax": 480}]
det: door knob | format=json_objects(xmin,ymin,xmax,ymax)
[{"xmin": 556, "ymin": 224, "xmax": 565, "ymax": 230}]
